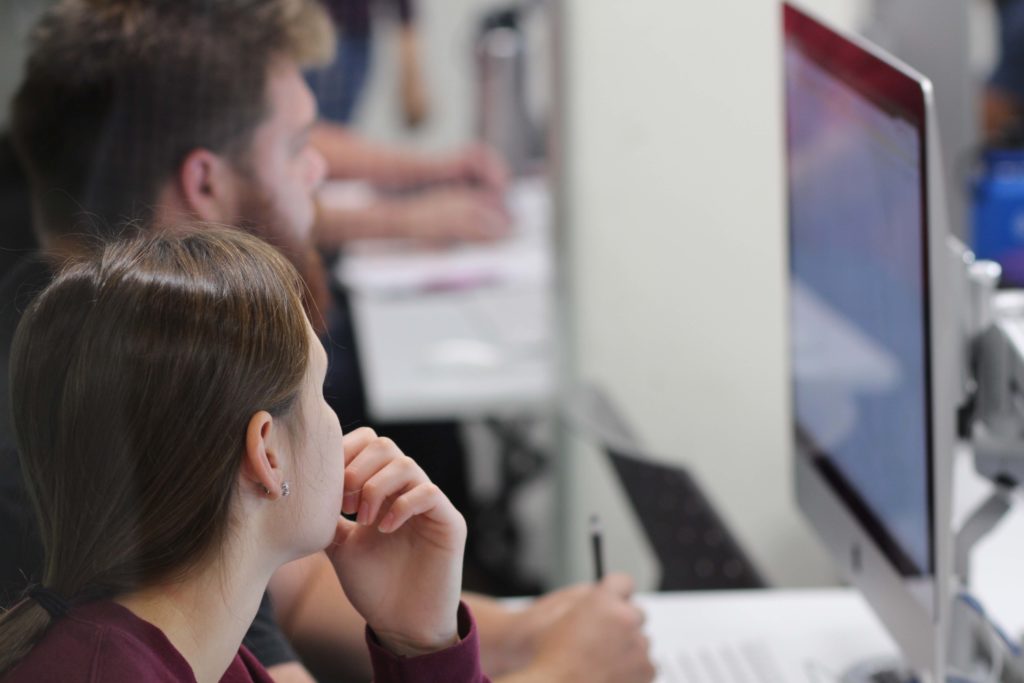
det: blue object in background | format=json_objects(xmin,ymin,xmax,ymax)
[
  {"xmin": 972, "ymin": 149, "xmax": 1024, "ymax": 286},
  {"xmin": 306, "ymin": 36, "xmax": 372, "ymax": 124}
]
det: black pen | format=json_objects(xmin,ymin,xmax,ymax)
[{"xmin": 590, "ymin": 514, "xmax": 604, "ymax": 582}]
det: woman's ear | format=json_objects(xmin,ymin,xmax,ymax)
[
  {"xmin": 242, "ymin": 411, "xmax": 284, "ymax": 500},
  {"xmin": 177, "ymin": 148, "xmax": 238, "ymax": 223}
]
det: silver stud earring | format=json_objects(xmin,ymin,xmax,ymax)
[{"xmin": 281, "ymin": 481, "xmax": 291, "ymax": 497}]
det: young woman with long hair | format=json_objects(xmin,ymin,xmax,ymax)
[{"xmin": 0, "ymin": 227, "xmax": 484, "ymax": 682}]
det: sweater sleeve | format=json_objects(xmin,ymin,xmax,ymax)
[{"xmin": 365, "ymin": 602, "xmax": 490, "ymax": 683}]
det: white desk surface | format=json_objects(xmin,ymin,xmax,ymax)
[
  {"xmin": 332, "ymin": 179, "xmax": 556, "ymax": 422},
  {"xmin": 638, "ymin": 589, "xmax": 897, "ymax": 683},
  {"xmin": 344, "ymin": 285, "xmax": 555, "ymax": 421},
  {"xmin": 627, "ymin": 450, "xmax": 1024, "ymax": 683}
]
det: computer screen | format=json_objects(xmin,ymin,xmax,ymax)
[{"xmin": 786, "ymin": 13, "xmax": 934, "ymax": 576}]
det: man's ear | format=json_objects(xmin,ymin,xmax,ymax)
[
  {"xmin": 177, "ymin": 148, "xmax": 238, "ymax": 223},
  {"xmin": 241, "ymin": 411, "xmax": 284, "ymax": 501}
]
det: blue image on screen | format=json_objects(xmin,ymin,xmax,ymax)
[{"xmin": 786, "ymin": 43, "xmax": 931, "ymax": 574}]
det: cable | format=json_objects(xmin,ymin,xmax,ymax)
[
  {"xmin": 958, "ymin": 592, "xmax": 1023, "ymax": 659},
  {"xmin": 982, "ymin": 613, "xmax": 1005, "ymax": 683},
  {"xmin": 954, "ymin": 591, "xmax": 1024, "ymax": 683}
]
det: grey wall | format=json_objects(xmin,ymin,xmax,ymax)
[
  {"xmin": 558, "ymin": 0, "xmax": 850, "ymax": 588},
  {"xmin": 0, "ymin": 1, "xmax": 50, "ymax": 130}
]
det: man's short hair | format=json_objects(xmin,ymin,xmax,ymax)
[{"xmin": 10, "ymin": 0, "xmax": 334, "ymax": 241}]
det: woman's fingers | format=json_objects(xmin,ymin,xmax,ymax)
[
  {"xmin": 377, "ymin": 481, "xmax": 460, "ymax": 534},
  {"xmin": 342, "ymin": 427, "xmax": 378, "ymax": 463},
  {"xmin": 342, "ymin": 435, "xmax": 406, "ymax": 515},
  {"xmin": 340, "ymin": 428, "xmax": 380, "ymax": 514},
  {"xmin": 338, "ymin": 432, "xmax": 460, "ymax": 540},
  {"xmin": 354, "ymin": 454, "xmax": 426, "ymax": 527},
  {"xmin": 333, "ymin": 513, "xmax": 359, "ymax": 547}
]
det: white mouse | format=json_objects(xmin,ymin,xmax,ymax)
[{"xmin": 425, "ymin": 338, "xmax": 502, "ymax": 369}]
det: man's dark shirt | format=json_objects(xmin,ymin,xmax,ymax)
[
  {"xmin": 0, "ymin": 252, "xmax": 298, "ymax": 669},
  {"xmin": 323, "ymin": 0, "xmax": 414, "ymax": 39},
  {"xmin": 0, "ymin": 254, "xmax": 48, "ymax": 608},
  {"xmin": 0, "ymin": 133, "xmax": 37, "ymax": 277}
]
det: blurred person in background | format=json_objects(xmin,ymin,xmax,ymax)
[
  {"xmin": 308, "ymin": 0, "xmax": 428, "ymax": 127},
  {"xmin": 306, "ymin": 0, "xmax": 513, "ymax": 246}
]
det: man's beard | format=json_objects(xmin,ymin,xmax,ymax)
[{"xmin": 234, "ymin": 188, "xmax": 331, "ymax": 336}]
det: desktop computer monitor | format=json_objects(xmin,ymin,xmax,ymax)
[{"xmin": 784, "ymin": 4, "xmax": 957, "ymax": 680}]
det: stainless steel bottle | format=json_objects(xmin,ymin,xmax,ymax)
[{"xmin": 475, "ymin": 7, "xmax": 538, "ymax": 176}]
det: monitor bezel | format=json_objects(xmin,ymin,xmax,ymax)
[
  {"xmin": 784, "ymin": 2, "xmax": 936, "ymax": 580},
  {"xmin": 784, "ymin": 3, "xmax": 955, "ymax": 680}
]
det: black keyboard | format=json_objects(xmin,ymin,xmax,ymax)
[{"xmin": 606, "ymin": 448, "xmax": 765, "ymax": 591}]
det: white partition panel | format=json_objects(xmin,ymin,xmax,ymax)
[{"xmin": 557, "ymin": 0, "xmax": 875, "ymax": 587}]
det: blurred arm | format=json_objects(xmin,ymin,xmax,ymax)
[
  {"xmin": 310, "ymin": 123, "xmax": 455, "ymax": 187},
  {"xmin": 314, "ymin": 186, "xmax": 510, "ymax": 247},
  {"xmin": 269, "ymin": 552, "xmax": 372, "ymax": 681},
  {"xmin": 265, "ymin": 662, "xmax": 318, "ymax": 683},
  {"xmin": 397, "ymin": 24, "xmax": 430, "ymax": 128}
]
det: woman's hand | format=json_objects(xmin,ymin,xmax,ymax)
[{"xmin": 326, "ymin": 428, "xmax": 466, "ymax": 657}]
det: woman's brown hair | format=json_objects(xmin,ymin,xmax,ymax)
[{"xmin": 0, "ymin": 226, "xmax": 311, "ymax": 674}]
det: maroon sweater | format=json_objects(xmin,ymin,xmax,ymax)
[{"xmin": 3, "ymin": 600, "xmax": 488, "ymax": 683}]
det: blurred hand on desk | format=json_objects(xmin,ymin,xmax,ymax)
[
  {"xmin": 310, "ymin": 120, "xmax": 512, "ymax": 245},
  {"xmin": 483, "ymin": 574, "xmax": 657, "ymax": 683},
  {"xmin": 394, "ymin": 187, "xmax": 512, "ymax": 242},
  {"xmin": 316, "ymin": 184, "xmax": 512, "ymax": 247},
  {"xmin": 441, "ymin": 142, "xmax": 510, "ymax": 198},
  {"xmin": 312, "ymin": 122, "xmax": 509, "ymax": 195}
]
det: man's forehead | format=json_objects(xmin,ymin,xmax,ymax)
[{"xmin": 264, "ymin": 61, "xmax": 317, "ymax": 126}]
